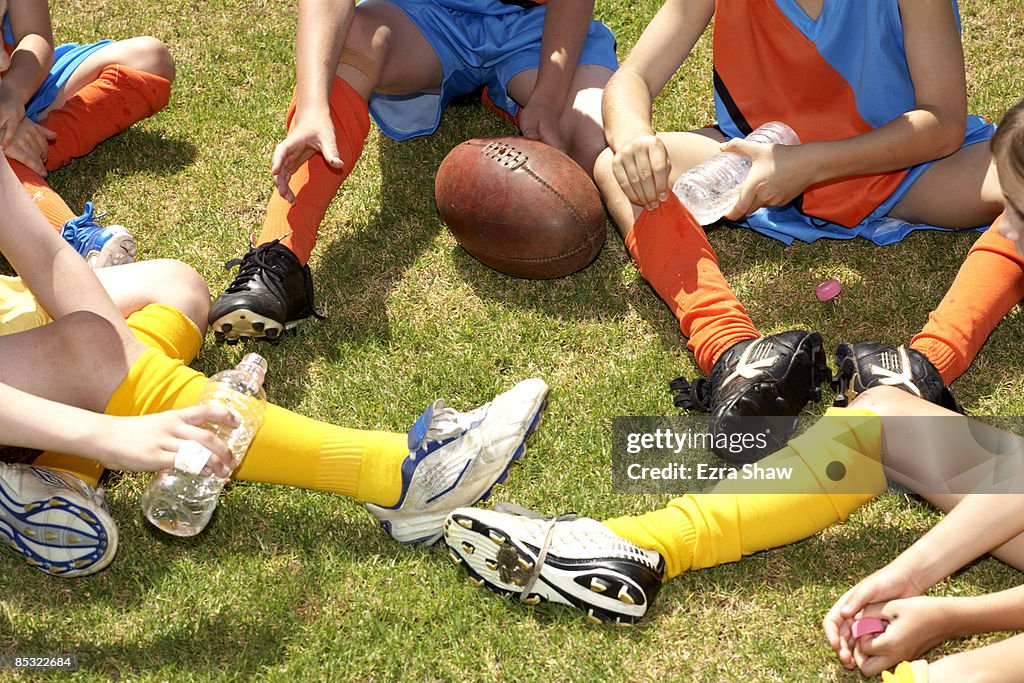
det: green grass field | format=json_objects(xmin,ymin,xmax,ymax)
[{"xmin": 3, "ymin": 0, "xmax": 1024, "ymax": 680}]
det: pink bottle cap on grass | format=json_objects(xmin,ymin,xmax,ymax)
[
  {"xmin": 815, "ymin": 278, "xmax": 842, "ymax": 302},
  {"xmin": 851, "ymin": 617, "xmax": 888, "ymax": 640}
]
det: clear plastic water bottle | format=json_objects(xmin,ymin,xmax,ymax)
[
  {"xmin": 141, "ymin": 353, "xmax": 268, "ymax": 537},
  {"xmin": 672, "ymin": 121, "xmax": 801, "ymax": 225}
]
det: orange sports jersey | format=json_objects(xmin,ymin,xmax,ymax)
[{"xmin": 713, "ymin": 0, "xmax": 954, "ymax": 228}]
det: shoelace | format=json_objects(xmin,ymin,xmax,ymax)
[
  {"xmin": 221, "ymin": 240, "xmax": 325, "ymax": 320},
  {"xmin": 422, "ymin": 401, "xmax": 489, "ymax": 444},
  {"xmin": 61, "ymin": 202, "xmax": 107, "ymax": 240},
  {"xmin": 492, "ymin": 502, "xmax": 578, "ymax": 602}
]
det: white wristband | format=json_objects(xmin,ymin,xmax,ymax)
[{"xmin": 174, "ymin": 440, "xmax": 214, "ymax": 475}]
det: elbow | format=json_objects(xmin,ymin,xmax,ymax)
[{"xmin": 932, "ymin": 113, "xmax": 967, "ymax": 159}]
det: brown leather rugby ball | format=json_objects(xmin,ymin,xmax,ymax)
[{"xmin": 435, "ymin": 136, "xmax": 606, "ymax": 279}]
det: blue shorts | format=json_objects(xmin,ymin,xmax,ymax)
[
  {"xmin": 24, "ymin": 40, "xmax": 113, "ymax": 121},
  {"xmin": 366, "ymin": 0, "xmax": 617, "ymax": 140}
]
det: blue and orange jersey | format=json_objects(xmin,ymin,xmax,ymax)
[{"xmin": 712, "ymin": 0, "xmax": 962, "ymax": 229}]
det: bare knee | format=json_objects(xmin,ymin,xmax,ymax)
[
  {"xmin": 114, "ymin": 36, "xmax": 176, "ymax": 83},
  {"xmin": 849, "ymin": 385, "xmax": 919, "ymax": 414},
  {"xmin": 336, "ymin": 9, "xmax": 393, "ymax": 92},
  {"xmin": 144, "ymin": 260, "xmax": 210, "ymax": 331},
  {"xmin": 53, "ymin": 311, "xmax": 129, "ymax": 367},
  {"xmin": 594, "ymin": 147, "xmax": 638, "ymax": 237}
]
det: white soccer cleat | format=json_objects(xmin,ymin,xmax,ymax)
[
  {"xmin": 365, "ymin": 378, "xmax": 549, "ymax": 546},
  {"xmin": 0, "ymin": 463, "xmax": 118, "ymax": 577},
  {"xmin": 443, "ymin": 505, "xmax": 665, "ymax": 625}
]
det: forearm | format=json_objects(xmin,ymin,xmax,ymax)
[
  {"xmin": 928, "ymin": 632, "xmax": 1024, "ymax": 683},
  {"xmin": 0, "ymin": 156, "xmax": 125, "ymax": 323},
  {"xmin": 0, "ymin": 382, "xmax": 113, "ymax": 461},
  {"xmin": 530, "ymin": 0, "xmax": 593, "ymax": 110},
  {"xmin": 293, "ymin": 0, "xmax": 355, "ymax": 113},
  {"xmin": 942, "ymin": 586, "xmax": 1024, "ymax": 638},
  {"xmin": 886, "ymin": 494, "xmax": 1024, "ymax": 590},
  {"xmin": 1, "ymin": 35, "xmax": 53, "ymax": 105},
  {"xmin": 602, "ymin": 68, "xmax": 658, "ymax": 151},
  {"xmin": 601, "ymin": 0, "xmax": 713, "ymax": 151},
  {"xmin": 796, "ymin": 109, "xmax": 966, "ymax": 187}
]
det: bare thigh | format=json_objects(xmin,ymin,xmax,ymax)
[
  {"xmin": 505, "ymin": 64, "xmax": 613, "ymax": 177},
  {"xmin": 39, "ymin": 37, "xmax": 176, "ymax": 116},
  {"xmin": 595, "ymin": 129, "xmax": 725, "ymax": 237},
  {"xmin": 336, "ymin": 0, "xmax": 444, "ymax": 99},
  {"xmin": 889, "ymin": 141, "xmax": 1004, "ymax": 228}
]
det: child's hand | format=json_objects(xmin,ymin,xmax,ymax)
[
  {"xmin": 519, "ymin": 96, "xmax": 567, "ymax": 155},
  {"xmin": 852, "ymin": 597, "xmax": 953, "ymax": 677},
  {"xmin": 270, "ymin": 109, "xmax": 344, "ymax": 204},
  {"xmin": 721, "ymin": 139, "xmax": 814, "ymax": 220},
  {"xmin": 824, "ymin": 563, "xmax": 926, "ymax": 669},
  {"xmin": 0, "ymin": 86, "xmax": 26, "ymax": 148},
  {"xmin": 611, "ymin": 133, "xmax": 672, "ymax": 211},
  {"xmin": 3, "ymin": 116, "xmax": 54, "ymax": 175},
  {"xmin": 97, "ymin": 406, "xmax": 240, "ymax": 476}
]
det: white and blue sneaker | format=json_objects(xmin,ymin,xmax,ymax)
[
  {"xmin": 61, "ymin": 202, "xmax": 136, "ymax": 268},
  {"xmin": 366, "ymin": 378, "xmax": 549, "ymax": 546},
  {"xmin": 443, "ymin": 505, "xmax": 666, "ymax": 625},
  {"xmin": 0, "ymin": 463, "xmax": 118, "ymax": 577}
]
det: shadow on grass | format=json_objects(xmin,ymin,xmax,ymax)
[{"xmin": 47, "ymin": 128, "xmax": 198, "ymax": 211}]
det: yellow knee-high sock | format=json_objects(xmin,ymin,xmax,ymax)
[
  {"xmin": 32, "ymin": 304, "xmax": 204, "ymax": 485},
  {"xmin": 603, "ymin": 407, "xmax": 886, "ymax": 579},
  {"xmin": 102, "ymin": 306, "xmax": 410, "ymax": 504}
]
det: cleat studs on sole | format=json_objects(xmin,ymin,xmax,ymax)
[
  {"xmin": 586, "ymin": 609, "xmax": 603, "ymax": 625},
  {"xmin": 617, "ymin": 587, "xmax": 636, "ymax": 605},
  {"xmin": 518, "ymin": 558, "xmax": 534, "ymax": 572},
  {"xmin": 447, "ymin": 550, "xmax": 462, "ymax": 565},
  {"xmin": 253, "ymin": 322, "xmax": 265, "ymax": 332},
  {"xmin": 522, "ymin": 594, "xmax": 541, "ymax": 606},
  {"xmin": 488, "ymin": 530, "xmax": 506, "ymax": 544},
  {"xmin": 485, "ymin": 559, "xmax": 498, "ymax": 571},
  {"xmin": 589, "ymin": 578, "xmax": 609, "ymax": 593},
  {"xmin": 457, "ymin": 517, "xmax": 473, "ymax": 529},
  {"xmin": 461, "ymin": 541, "xmax": 475, "ymax": 555}
]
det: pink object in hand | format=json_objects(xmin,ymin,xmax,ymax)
[
  {"xmin": 815, "ymin": 278, "xmax": 842, "ymax": 302},
  {"xmin": 851, "ymin": 617, "xmax": 888, "ymax": 640}
]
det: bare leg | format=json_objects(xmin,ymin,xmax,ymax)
[
  {"xmin": 889, "ymin": 141, "xmax": 1004, "ymax": 228},
  {"xmin": 505, "ymin": 64, "xmax": 614, "ymax": 177},
  {"xmin": 852, "ymin": 386, "xmax": 1024, "ymax": 569},
  {"xmin": 333, "ymin": 0, "xmax": 444, "ymax": 99},
  {"xmin": 0, "ymin": 312, "xmax": 138, "ymax": 412},
  {"xmin": 94, "ymin": 260, "xmax": 211, "ymax": 333},
  {"xmin": 37, "ymin": 37, "xmax": 176, "ymax": 116},
  {"xmin": 594, "ymin": 129, "xmax": 725, "ymax": 237}
]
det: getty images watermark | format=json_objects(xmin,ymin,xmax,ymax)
[{"xmin": 612, "ymin": 415, "xmax": 1024, "ymax": 495}]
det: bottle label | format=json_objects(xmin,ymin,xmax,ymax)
[{"xmin": 173, "ymin": 440, "xmax": 214, "ymax": 475}]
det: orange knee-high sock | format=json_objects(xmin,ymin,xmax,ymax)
[
  {"xmin": 255, "ymin": 77, "xmax": 370, "ymax": 264},
  {"xmin": 909, "ymin": 218, "xmax": 1024, "ymax": 384},
  {"xmin": 41, "ymin": 64, "xmax": 171, "ymax": 171},
  {"xmin": 9, "ymin": 160, "xmax": 76, "ymax": 230},
  {"xmin": 626, "ymin": 196, "xmax": 759, "ymax": 373}
]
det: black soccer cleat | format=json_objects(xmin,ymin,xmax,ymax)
[
  {"xmin": 832, "ymin": 342, "xmax": 961, "ymax": 412},
  {"xmin": 671, "ymin": 330, "xmax": 832, "ymax": 464},
  {"xmin": 208, "ymin": 238, "xmax": 324, "ymax": 344},
  {"xmin": 443, "ymin": 506, "xmax": 665, "ymax": 626}
]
